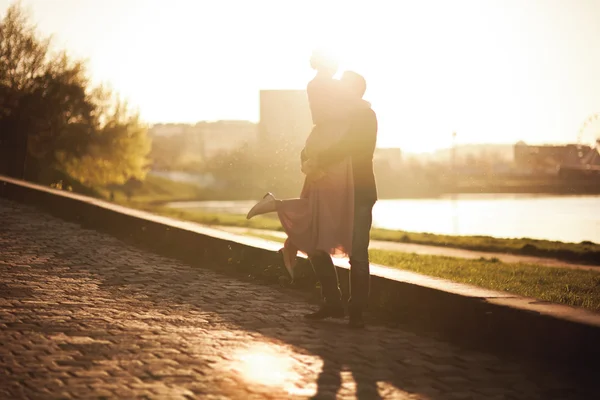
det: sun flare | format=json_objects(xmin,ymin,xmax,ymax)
[{"xmin": 5, "ymin": 0, "xmax": 600, "ymax": 152}]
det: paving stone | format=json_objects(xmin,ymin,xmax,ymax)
[{"xmin": 0, "ymin": 197, "xmax": 596, "ymax": 399}]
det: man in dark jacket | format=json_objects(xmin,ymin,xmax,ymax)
[{"xmin": 302, "ymin": 71, "xmax": 378, "ymax": 328}]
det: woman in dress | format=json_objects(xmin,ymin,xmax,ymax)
[{"xmin": 246, "ymin": 51, "xmax": 363, "ymax": 279}]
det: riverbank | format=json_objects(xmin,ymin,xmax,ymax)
[
  {"xmin": 217, "ymin": 226, "xmax": 599, "ymax": 271},
  {"xmin": 136, "ymin": 204, "xmax": 600, "ymax": 266},
  {"xmin": 30, "ymin": 174, "xmax": 600, "ymax": 311},
  {"xmin": 450, "ymin": 176, "xmax": 600, "ymax": 195},
  {"xmin": 228, "ymin": 228, "xmax": 600, "ymax": 312},
  {"xmin": 104, "ymin": 175, "xmax": 600, "ymax": 265}
]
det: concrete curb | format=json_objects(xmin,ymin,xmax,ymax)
[{"xmin": 1, "ymin": 175, "xmax": 599, "ymax": 370}]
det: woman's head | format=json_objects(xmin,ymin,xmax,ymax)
[{"xmin": 310, "ymin": 49, "xmax": 338, "ymax": 76}]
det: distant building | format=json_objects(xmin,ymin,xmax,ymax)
[
  {"xmin": 259, "ymin": 90, "xmax": 312, "ymax": 152},
  {"xmin": 148, "ymin": 121, "xmax": 258, "ymax": 160},
  {"xmin": 514, "ymin": 142, "xmax": 586, "ymax": 174},
  {"xmin": 374, "ymin": 148, "xmax": 402, "ymax": 170},
  {"xmin": 558, "ymin": 141, "xmax": 600, "ymax": 177},
  {"xmin": 148, "ymin": 123, "xmax": 190, "ymax": 137},
  {"xmin": 194, "ymin": 120, "xmax": 258, "ymax": 159}
]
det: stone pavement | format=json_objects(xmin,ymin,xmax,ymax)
[{"xmin": 0, "ymin": 198, "xmax": 596, "ymax": 400}]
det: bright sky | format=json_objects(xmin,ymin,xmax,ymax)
[{"xmin": 2, "ymin": 0, "xmax": 600, "ymax": 152}]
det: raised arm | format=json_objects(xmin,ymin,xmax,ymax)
[
  {"xmin": 315, "ymin": 107, "xmax": 378, "ymax": 169},
  {"xmin": 307, "ymin": 78, "xmax": 347, "ymax": 126}
]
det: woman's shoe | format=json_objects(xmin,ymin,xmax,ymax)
[
  {"xmin": 246, "ymin": 193, "xmax": 275, "ymax": 219},
  {"xmin": 280, "ymin": 246, "xmax": 297, "ymax": 280}
]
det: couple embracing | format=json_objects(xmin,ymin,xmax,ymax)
[{"xmin": 247, "ymin": 51, "xmax": 378, "ymax": 329}]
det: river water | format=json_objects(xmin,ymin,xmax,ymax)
[{"xmin": 166, "ymin": 194, "xmax": 600, "ymax": 244}]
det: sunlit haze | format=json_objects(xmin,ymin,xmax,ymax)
[{"xmin": 2, "ymin": 0, "xmax": 600, "ymax": 152}]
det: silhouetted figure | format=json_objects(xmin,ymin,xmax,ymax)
[
  {"xmin": 303, "ymin": 71, "xmax": 378, "ymax": 328},
  {"xmin": 247, "ymin": 51, "xmax": 378, "ymax": 328}
]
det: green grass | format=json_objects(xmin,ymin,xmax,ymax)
[
  {"xmin": 369, "ymin": 229, "xmax": 600, "ymax": 266},
  {"xmin": 102, "ymin": 175, "xmax": 206, "ymax": 205},
  {"xmin": 232, "ymin": 231, "xmax": 600, "ymax": 312},
  {"xmin": 128, "ymin": 176, "xmax": 204, "ymax": 203},
  {"xmin": 89, "ymin": 176, "xmax": 600, "ymax": 312},
  {"xmin": 100, "ymin": 175, "xmax": 600, "ymax": 266},
  {"xmin": 139, "ymin": 205, "xmax": 600, "ymax": 266},
  {"xmin": 138, "ymin": 205, "xmax": 283, "ymax": 231},
  {"xmin": 370, "ymin": 250, "xmax": 600, "ymax": 312}
]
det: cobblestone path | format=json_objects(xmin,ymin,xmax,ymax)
[{"xmin": 0, "ymin": 198, "xmax": 595, "ymax": 399}]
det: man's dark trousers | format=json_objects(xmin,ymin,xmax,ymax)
[{"xmin": 309, "ymin": 200, "xmax": 374, "ymax": 308}]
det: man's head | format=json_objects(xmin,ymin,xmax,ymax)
[
  {"xmin": 341, "ymin": 71, "xmax": 367, "ymax": 98},
  {"xmin": 310, "ymin": 49, "xmax": 338, "ymax": 77}
]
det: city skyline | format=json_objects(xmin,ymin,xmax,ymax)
[{"xmin": 2, "ymin": 0, "xmax": 600, "ymax": 152}]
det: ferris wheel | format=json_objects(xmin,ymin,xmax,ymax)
[
  {"xmin": 577, "ymin": 112, "xmax": 600, "ymax": 150},
  {"xmin": 573, "ymin": 112, "xmax": 600, "ymax": 169},
  {"xmin": 559, "ymin": 113, "xmax": 600, "ymax": 176}
]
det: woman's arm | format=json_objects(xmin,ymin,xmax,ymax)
[
  {"xmin": 307, "ymin": 78, "xmax": 346, "ymax": 125},
  {"xmin": 315, "ymin": 108, "xmax": 378, "ymax": 169}
]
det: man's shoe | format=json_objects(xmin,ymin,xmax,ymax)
[
  {"xmin": 348, "ymin": 308, "xmax": 365, "ymax": 329},
  {"xmin": 304, "ymin": 304, "xmax": 345, "ymax": 320}
]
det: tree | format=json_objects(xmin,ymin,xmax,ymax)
[
  {"xmin": 0, "ymin": 2, "xmax": 51, "ymax": 178},
  {"xmin": 59, "ymin": 90, "xmax": 151, "ymax": 186},
  {"xmin": 0, "ymin": 2, "xmax": 150, "ymax": 188}
]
